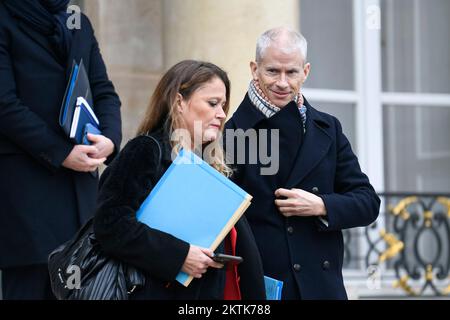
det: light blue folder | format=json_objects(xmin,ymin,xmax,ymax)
[
  {"xmin": 264, "ymin": 276, "xmax": 283, "ymax": 300},
  {"xmin": 136, "ymin": 149, "xmax": 252, "ymax": 287}
]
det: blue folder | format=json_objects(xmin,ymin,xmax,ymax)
[
  {"xmin": 136, "ymin": 149, "xmax": 252, "ymax": 287},
  {"xmin": 59, "ymin": 59, "xmax": 99, "ymax": 144},
  {"xmin": 69, "ymin": 97, "xmax": 101, "ymax": 145},
  {"xmin": 264, "ymin": 276, "xmax": 283, "ymax": 300}
]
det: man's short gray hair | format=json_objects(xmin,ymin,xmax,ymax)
[{"xmin": 255, "ymin": 27, "xmax": 308, "ymax": 63}]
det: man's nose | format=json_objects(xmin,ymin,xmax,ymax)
[{"xmin": 276, "ymin": 73, "xmax": 289, "ymax": 88}]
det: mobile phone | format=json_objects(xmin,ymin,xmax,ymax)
[{"xmin": 212, "ymin": 253, "xmax": 243, "ymax": 265}]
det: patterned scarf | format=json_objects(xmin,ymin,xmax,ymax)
[{"xmin": 248, "ymin": 79, "xmax": 307, "ymax": 132}]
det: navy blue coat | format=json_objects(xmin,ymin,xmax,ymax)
[
  {"xmin": 225, "ymin": 94, "xmax": 380, "ymax": 299},
  {"xmin": 0, "ymin": 4, "xmax": 121, "ymax": 268}
]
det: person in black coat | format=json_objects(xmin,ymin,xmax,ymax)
[
  {"xmin": 0, "ymin": 0, "xmax": 121, "ymax": 299},
  {"xmin": 93, "ymin": 60, "xmax": 266, "ymax": 300},
  {"xmin": 224, "ymin": 27, "xmax": 380, "ymax": 299}
]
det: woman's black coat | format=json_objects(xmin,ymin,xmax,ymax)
[{"xmin": 93, "ymin": 129, "xmax": 266, "ymax": 299}]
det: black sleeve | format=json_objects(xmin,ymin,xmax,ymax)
[
  {"xmin": 318, "ymin": 117, "xmax": 380, "ymax": 231},
  {"xmin": 0, "ymin": 21, "xmax": 73, "ymax": 171},
  {"xmin": 93, "ymin": 136, "xmax": 190, "ymax": 281},
  {"xmin": 85, "ymin": 15, "xmax": 122, "ymax": 163}
]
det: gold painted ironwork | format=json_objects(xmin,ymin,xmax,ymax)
[
  {"xmin": 425, "ymin": 265, "xmax": 434, "ymax": 282},
  {"xmin": 393, "ymin": 275, "xmax": 417, "ymax": 296},
  {"xmin": 378, "ymin": 229, "xmax": 404, "ymax": 263},
  {"xmin": 424, "ymin": 210, "xmax": 433, "ymax": 228},
  {"xmin": 364, "ymin": 195, "xmax": 450, "ymax": 296},
  {"xmin": 390, "ymin": 196, "xmax": 417, "ymax": 220},
  {"xmin": 436, "ymin": 197, "xmax": 450, "ymax": 218},
  {"xmin": 443, "ymin": 284, "xmax": 450, "ymax": 295}
]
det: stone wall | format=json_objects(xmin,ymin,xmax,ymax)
[{"xmin": 86, "ymin": 0, "xmax": 299, "ymax": 145}]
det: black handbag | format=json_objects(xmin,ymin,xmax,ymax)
[
  {"xmin": 48, "ymin": 134, "xmax": 162, "ymax": 300},
  {"xmin": 48, "ymin": 218, "xmax": 146, "ymax": 300}
]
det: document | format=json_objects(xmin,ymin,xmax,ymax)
[{"xmin": 136, "ymin": 149, "xmax": 252, "ymax": 286}]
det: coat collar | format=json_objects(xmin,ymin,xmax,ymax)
[
  {"xmin": 231, "ymin": 93, "xmax": 332, "ymax": 131},
  {"xmin": 65, "ymin": 21, "xmax": 83, "ymax": 79},
  {"xmin": 284, "ymin": 97, "xmax": 333, "ymax": 188},
  {"xmin": 231, "ymin": 94, "xmax": 266, "ymax": 131},
  {"xmin": 230, "ymin": 94, "xmax": 334, "ymax": 187},
  {"xmin": 148, "ymin": 126, "xmax": 174, "ymax": 163},
  {"xmin": 18, "ymin": 17, "xmax": 82, "ymax": 75},
  {"xmin": 18, "ymin": 20, "xmax": 62, "ymax": 63}
]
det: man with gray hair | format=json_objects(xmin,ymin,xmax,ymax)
[{"xmin": 224, "ymin": 27, "xmax": 380, "ymax": 299}]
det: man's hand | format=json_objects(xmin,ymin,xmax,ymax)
[
  {"xmin": 274, "ymin": 188, "xmax": 327, "ymax": 217},
  {"xmin": 181, "ymin": 245, "xmax": 224, "ymax": 279},
  {"xmin": 86, "ymin": 133, "xmax": 115, "ymax": 159},
  {"xmin": 62, "ymin": 145, "xmax": 106, "ymax": 172}
]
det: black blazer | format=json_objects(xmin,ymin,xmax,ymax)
[
  {"xmin": 93, "ymin": 129, "xmax": 266, "ymax": 300},
  {"xmin": 0, "ymin": 4, "xmax": 121, "ymax": 268},
  {"xmin": 225, "ymin": 95, "xmax": 380, "ymax": 299}
]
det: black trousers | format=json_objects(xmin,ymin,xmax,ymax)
[{"xmin": 1, "ymin": 264, "xmax": 55, "ymax": 300}]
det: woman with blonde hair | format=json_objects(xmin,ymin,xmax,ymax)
[{"xmin": 93, "ymin": 60, "xmax": 266, "ymax": 299}]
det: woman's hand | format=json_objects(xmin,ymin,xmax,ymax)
[{"xmin": 181, "ymin": 245, "xmax": 224, "ymax": 279}]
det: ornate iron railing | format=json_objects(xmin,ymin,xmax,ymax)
[{"xmin": 343, "ymin": 192, "xmax": 450, "ymax": 297}]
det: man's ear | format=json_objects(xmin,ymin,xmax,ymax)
[
  {"xmin": 250, "ymin": 61, "xmax": 259, "ymax": 81},
  {"xmin": 303, "ymin": 62, "xmax": 311, "ymax": 81}
]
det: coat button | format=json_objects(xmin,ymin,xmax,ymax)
[
  {"xmin": 312, "ymin": 187, "xmax": 319, "ymax": 194},
  {"xmin": 293, "ymin": 264, "xmax": 301, "ymax": 272},
  {"xmin": 287, "ymin": 226, "xmax": 294, "ymax": 234},
  {"xmin": 322, "ymin": 260, "xmax": 330, "ymax": 270}
]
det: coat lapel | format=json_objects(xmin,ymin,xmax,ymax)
[
  {"xmin": 285, "ymin": 101, "xmax": 333, "ymax": 189},
  {"xmin": 65, "ymin": 26, "xmax": 82, "ymax": 79},
  {"xmin": 18, "ymin": 20, "xmax": 60, "ymax": 62}
]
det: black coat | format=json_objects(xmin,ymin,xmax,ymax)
[
  {"xmin": 93, "ymin": 129, "xmax": 266, "ymax": 300},
  {"xmin": 0, "ymin": 4, "xmax": 121, "ymax": 268},
  {"xmin": 225, "ymin": 95, "xmax": 380, "ymax": 299}
]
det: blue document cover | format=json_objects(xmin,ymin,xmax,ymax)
[
  {"xmin": 264, "ymin": 276, "xmax": 283, "ymax": 300},
  {"xmin": 59, "ymin": 59, "xmax": 95, "ymax": 141},
  {"xmin": 69, "ymin": 97, "xmax": 101, "ymax": 145},
  {"xmin": 136, "ymin": 149, "xmax": 252, "ymax": 287}
]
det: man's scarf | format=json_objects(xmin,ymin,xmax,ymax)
[
  {"xmin": 248, "ymin": 79, "xmax": 307, "ymax": 132},
  {"xmin": 4, "ymin": 0, "xmax": 72, "ymax": 61}
]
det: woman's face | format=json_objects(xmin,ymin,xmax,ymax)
[{"xmin": 178, "ymin": 77, "xmax": 227, "ymax": 146}]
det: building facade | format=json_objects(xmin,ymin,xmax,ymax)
[{"xmin": 1, "ymin": 0, "xmax": 449, "ymax": 299}]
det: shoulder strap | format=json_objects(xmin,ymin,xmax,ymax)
[{"xmin": 143, "ymin": 134, "xmax": 163, "ymax": 176}]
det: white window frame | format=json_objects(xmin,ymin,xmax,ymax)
[{"xmin": 303, "ymin": 0, "xmax": 450, "ymax": 298}]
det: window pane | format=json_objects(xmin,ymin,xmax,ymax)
[
  {"xmin": 381, "ymin": 0, "xmax": 450, "ymax": 93},
  {"xmin": 300, "ymin": 0, "xmax": 354, "ymax": 90},
  {"xmin": 383, "ymin": 105, "xmax": 450, "ymax": 192}
]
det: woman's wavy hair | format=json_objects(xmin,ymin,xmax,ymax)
[{"xmin": 136, "ymin": 60, "xmax": 232, "ymax": 177}]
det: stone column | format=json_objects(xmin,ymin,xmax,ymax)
[
  {"xmin": 81, "ymin": 0, "xmax": 299, "ymax": 142},
  {"xmin": 163, "ymin": 0, "xmax": 300, "ymax": 111},
  {"xmin": 83, "ymin": 0, "xmax": 165, "ymax": 143}
]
